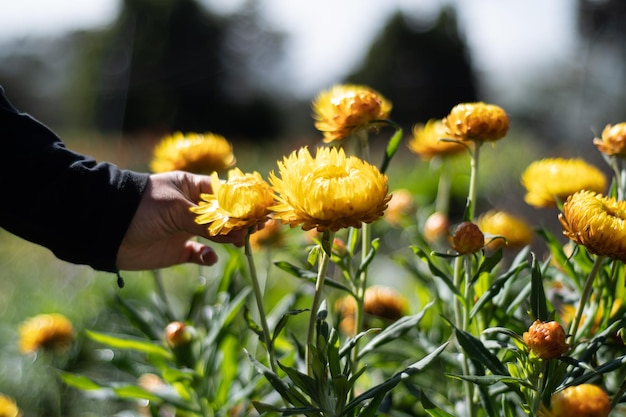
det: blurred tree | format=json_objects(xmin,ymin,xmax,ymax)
[
  {"xmin": 74, "ymin": 0, "xmax": 285, "ymax": 139},
  {"xmin": 345, "ymin": 8, "xmax": 477, "ymax": 129}
]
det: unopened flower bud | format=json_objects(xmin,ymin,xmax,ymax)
[
  {"xmin": 164, "ymin": 321, "xmax": 193, "ymax": 348},
  {"xmin": 523, "ymin": 319, "xmax": 568, "ymax": 359},
  {"xmin": 448, "ymin": 222, "xmax": 484, "ymax": 254}
]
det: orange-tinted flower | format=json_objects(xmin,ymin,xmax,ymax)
[
  {"xmin": 150, "ymin": 132, "xmax": 236, "ymax": 174},
  {"xmin": 312, "ymin": 84, "xmax": 392, "ymax": 143},
  {"xmin": 191, "ymin": 168, "xmax": 274, "ymax": 236},
  {"xmin": 443, "ymin": 102, "xmax": 509, "ymax": 142},
  {"xmin": 335, "ymin": 285, "xmax": 408, "ymax": 334},
  {"xmin": 248, "ymin": 218, "xmax": 284, "ymax": 250},
  {"xmin": 539, "ymin": 384, "xmax": 610, "ymax": 417},
  {"xmin": 559, "ymin": 191, "xmax": 626, "ymax": 262},
  {"xmin": 407, "ymin": 119, "xmax": 466, "ymax": 160},
  {"xmin": 18, "ymin": 313, "xmax": 74, "ymax": 354},
  {"xmin": 448, "ymin": 222, "xmax": 484, "ymax": 254},
  {"xmin": 0, "ymin": 394, "xmax": 21, "ymax": 417},
  {"xmin": 477, "ymin": 210, "xmax": 533, "ymax": 250},
  {"xmin": 523, "ymin": 320, "xmax": 568, "ymax": 359},
  {"xmin": 269, "ymin": 147, "xmax": 390, "ymax": 232},
  {"xmin": 521, "ymin": 158, "xmax": 607, "ymax": 208},
  {"xmin": 384, "ymin": 189, "xmax": 415, "ymax": 226},
  {"xmin": 423, "ymin": 211, "xmax": 450, "ymax": 244},
  {"xmin": 593, "ymin": 122, "xmax": 626, "ymax": 157},
  {"xmin": 164, "ymin": 322, "xmax": 193, "ymax": 348}
]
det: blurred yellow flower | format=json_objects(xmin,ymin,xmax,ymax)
[
  {"xmin": 539, "ymin": 384, "xmax": 610, "ymax": 417},
  {"xmin": 335, "ymin": 285, "xmax": 408, "ymax": 335},
  {"xmin": 269, "ymin": 147, "xmax": 390, "ymax": 232},
  {"xmin": 248, "ymin": 218, "xmax": 285, "ymax": 250},
  {"xmin": 383, "ymin": 189, "xmax": 415, "ymax": 226},
  {"xmin": 443, "ymin": 102, "xmax": 509, "ymax": 142},
  {"xmin": 476, "ymin": 210, "xmax": 533, "ymax": 250},
  {"xmin": 559, "ymin": 190, "xmax": 626, "ymax": 262},
  {"xmin": 191, "ymin": 168, "xmax": 274, "ymax": 236},
  {"xmin": 423, "ymin": 211, "xmax": 450, "ymax": 244},
  {"xmin": 521, "ymin": 158, "xmax": 607, "ymax": 208},
  {"xmin": 313, "ymin": 84, "xmax": 392, "ymax": 143},
  {"xmin": 0, "ymin": 394, "xmax": 21, "ymax": 417},
  {"xmin": 150, "ymin": 132, "xmax": 236, "ymax": 174},
  {"xmin": 523, "ymin": 320, "xmax": 568, "ymax": 360},
  {"xmin": 18, "ymin": 313, "xmax": 74, "ymax": 354},
  {"xmin": 407, "ymin": 119, "xmax": 466, "ymax": 159},
  {"xmin": 593, "ymin": 122, "xmax": 626, "ymax": 156}
]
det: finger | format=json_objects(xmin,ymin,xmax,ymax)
[{"xmin": 180, "ymin": 240, "xmax": 219, "ymax": 266}]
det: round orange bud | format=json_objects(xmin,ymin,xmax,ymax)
[
  {"xmin": 593, "ymin": 122, "xmax": 626, "ymax": 157},
  {"xmin": 523, "ymin": 320, "xmax": 568, "ymax": 359},
  {"xmin": 448, "ymin": 222, "xmax": 484, "ymax": 254},
  {"xmin": 164, "ymin": 321, "xmax": 192, "ymax": 348},
  {"xmin": 443, "ymin": 102, "xmax": 509, "ymax": 142},
  {"xmin": 423, "ymin": 211, "xmax": 450, "ymax": 243},
  {"xmin": 543, "ymin": 384, "xmax": 610, "ymax": 417}
]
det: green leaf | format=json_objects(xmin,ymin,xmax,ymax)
[
  {"xmin": 471, "ymin": 247, "xmax": 503, "ymax": 284},
  {"xmin": 86, "ymin": 330, "xmax": 173, "ymax": 360},
  {"xmin": 451, "ymin": 325, "xmax": 508, "ymax": 376},
  {"xmin": 420, "ymin": 391, "xmax": 455, "ymax": 417},
  {"xmin": 530, "ymin": 253, "xmax": 549, "ymax": 321},
  {"xmin": 356, "ymin": 239, "xmax": 380, "ymax": 278},
  {"xmin": 411, "ymin": 247, "xmax": 460, "ymax": 296},
  {"xmin": 253, "ymin": 401, "xmax": 321, "ymax": 416},
  {"xmin": 447, "ymin": 373, "xmax": 533, "ymax": 388},
  {"xmin": 470, "ymin": 260, "xmax": 528, "ymax": 319},
  {"xmin": 358, "ymin": 301, "xmax": 434, "ymax": 359},
  {"xmin": 60, "ymin": 373, "xmax": 106, "ymax": 391},
  {"xmin": 344, "ymin": 342, "xmax": 449, "ymax": 415},
  {"xmin": 379, "ymin": 123, "xmax": 403, "ymax": 174},
  {"xmin": 274, "ymin": 260, "xmax": 353, "ymax": 292}
]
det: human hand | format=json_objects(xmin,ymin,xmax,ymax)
[{"xmin": 116, "ymin": 171, "xmax": 251, "ymax": 270}]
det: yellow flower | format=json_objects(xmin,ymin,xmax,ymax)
[
  {"xmin": 539, "ymin": 384, "xmax": 610, "ymax": 417},
  {"xmin": 407, "ymin": 119, "xmax": 466, "ymax": 159},
  {"xmin": 559, "ymin": 190, "xmax": 626, "ymax": 262},
  {"xmin": 150, "ymin": 132, "xmax": 236, "ymax": 174},
  {"xmin": 521, "ymin": 158, "xmax": 607, "ymax": 208},
  {"xmin": 18, "ymin": 313, "xmax": 74, "ymax": 354},
  {"xmin": 448, "ymin": 222, "xmax": 484, "ymax": 254},
  {"xmin": 0, "ymin": 394, "xmax": 21, "ymax": 417},
  {"xmin": 593, "ymin": 122, "xmax": 626, "ymax": 156},
  {"xmin": 313, "ymin": 84, "xmax": 392, "ymax": 143},
  {"xmin": 383, "ymin": 189, "xmax": 415, "ymax": 226},
  {"xmin": 476, "ymin": 210, "xmax": 533, "ymax": 250},
  {"xmin": 523, "ymin": 320, "xmax": 568, "ymax": 360},
  {"xmin": 443, "ymin": 102, "xmax": 509, "ymax": 142},
  {"xmin": 335, "ymin": 285, "xmax": 408, "ymax": 334},
  {"xmin": 269, "ymin": 147, "xmax": 390, "ymax": 232},
  {"xmin": 191, "ymin": 168, "xmax": 274, "ymax": 236}
]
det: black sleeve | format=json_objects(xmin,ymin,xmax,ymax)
[{"xmin": 0, "ymin": 86, "xmax": 150, "ymax": 272}]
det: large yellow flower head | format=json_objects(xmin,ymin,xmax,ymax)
[
  {"xmin": 443, "ymin": 102, "xmax": 509, "ymax": 142},
  {"xmin": 539, "ymin": 384, "xmax": 610, "ymax": 417},
  {"xmin": 269, "ymin": 146, "xmax": 390, "ymax": 232},
  {"xmin": 477, "ymin": 210, "xmax": 533, "ymax": 250},
  {"xmin": 150, "ymin": 132, "xmax": 236, "ymax": 174},
  {"xmin": 191, "ymin": 168, "xmax": 274, "ymax": 236},
  {"xmin": 0, "ymin": 394, "xmax": 21, "ymax": 417},
  {"xmin": 18, "ymin": 313, "xmax": 74, "ymax": 354},
  {"xmin": 559, "ymin": 190, "xmax": 626, "ymax": 262},
  {"xmin": 313, "ymin": 84, "xmax": 392, "ymax": 143},
  {"xmin": 521, "ymin": 158, "xmax": 607, "ymax": 208},
  {"xmin": 593, "ymin": 122, "xmax": 626, "ymax": 157},
  {"xmin": 407, "ymin": 119, "xmax": 466, "ymax": 160}
]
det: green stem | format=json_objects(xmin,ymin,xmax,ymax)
[
  {"xmin": 245, "ymin": 233, "xmax": 276, "ymax": 372},
  {"xmin": 435, "ymin": 160, "xmax": 451, "ymax": 215},
  {"xmin": 453, "ymin": 255, "xmax": 475, "ymax": 417},
  {"xmin": 350, "ymin": 222, "xmax": 371, "ymax": 373},
  {"xmin": 467, "ymin": 141, "xmax": 482, "ymax": 222},
  {"xmin": 306, "ymin": 230, "xmax": 335, "ymax": 376},
  {"xmin": 568, "ymin": 255, "xmax": 605, "ymax": 346}
]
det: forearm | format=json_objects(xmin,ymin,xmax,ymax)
[{"xmin": 0, "ymin": 88, "xmax": 149, "ymax": 272}]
